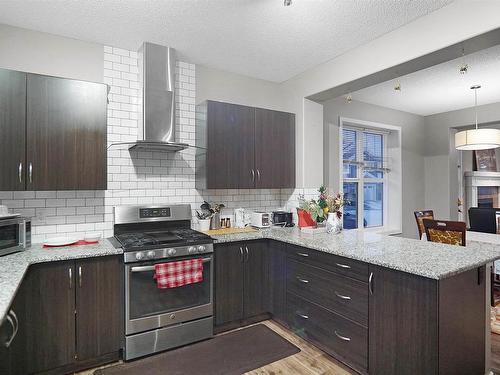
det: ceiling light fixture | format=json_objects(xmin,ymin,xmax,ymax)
[
  {"xmin": 455, "ymin": 85, "xmax": 500, "ymax": 150},
  {"xmin": 459, "ymin": 45, "xmax": 468, "ymax": 74},
  {"xmin": 394, "ymin": 81, "xmax": 401, "ymax": 91},
  {"xmin": 284, "ymin": 0, "xmax": 292, "ymax": 6},
  {"xmin": 346, "ymin": 94, "xmax": 352, "ymax": 104}
]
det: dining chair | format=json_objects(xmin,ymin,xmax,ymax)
[
  {"xmin": 414, "ymin": 210, "xmax": 434, "ymax": 239},
  {"xmin": 423, "ymin": 219, "xmax": 466, "ymax": 247},
  {"xmin": 468, "ymin": 207, "xmax": 499, "ymax": 234}
]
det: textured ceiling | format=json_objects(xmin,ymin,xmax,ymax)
[
  {"xmin": 0, "ymin": 0, "xmax": 452, "ymax": 82},
  {"xmin": 351, "ymin": 44, "xmax": 500, "ymax": 116}
]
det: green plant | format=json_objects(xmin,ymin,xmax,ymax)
[{"xmin": 299, "ymin": 199, "xmax": 325, "ymax": 222}]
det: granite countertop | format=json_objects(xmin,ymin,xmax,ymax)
[
  {"xmin": 0, "ymin": 239, "xmax": 122, "ymax": 325},
  {"xmin": 3, "ymin": 227, "xmax": 500, "ymax": 325},
  {"xmin": 211, "ymin": 227, "xmax": 500, "ymax": 280}
]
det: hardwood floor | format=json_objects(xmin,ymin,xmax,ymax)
[{"xmin": 77, "ymin": 320, "xmax": 355, "ymax": 375}]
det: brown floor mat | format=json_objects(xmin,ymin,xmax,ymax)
[{"xmin": 94, "ymin": 324, "xmax": 300, "ymax": 375}]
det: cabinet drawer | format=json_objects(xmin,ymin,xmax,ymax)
[
  {"xmin": 287, "ymin": 244, "xmax": 368, "ymax": 282},
  {"xmin": 287, "ymin": 292, "xmax": 367, "ymax": 373},
  {"xmin": 287, "ymin": 259, "xmax": 368, "ymax": 326}
]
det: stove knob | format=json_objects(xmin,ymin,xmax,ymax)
[
  {"xmin": 188, "ymin": 246, "xmax": 197, "ymax": 254},
  {"xmin": 197, "ymin": 245, "xmax": 206, "ymax": 253},
  {"xmin": 135, "ymin": 252, "xmax": 145, "ymax": 261},
  {"xmin": 167, "ymin": 248, "xmax": 177, "ymax": 256},
  {"xmin": 147, "ymin": 250, "xmax": 156, "ymax": 259}
]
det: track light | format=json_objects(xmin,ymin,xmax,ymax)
[{"xmin": 284, "ymin": 0, "xmax": 292, "ymax": 6}]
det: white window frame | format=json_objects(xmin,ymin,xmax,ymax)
[{"xmin": 340, "ymin": 123, "xmax": 388, "ymax": 230}]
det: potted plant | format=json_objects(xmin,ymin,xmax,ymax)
[
  {"xmin": 325, "ymin": 192, "xmax": 348, "ymax": 234},
  {"xmin": 297, "ymin": 199, "xmax": 325, "ymax": 228}
]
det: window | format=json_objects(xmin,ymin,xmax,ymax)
[{"xmin": 342, "ymin": 127, "xmax": 386, "ymax": 229}]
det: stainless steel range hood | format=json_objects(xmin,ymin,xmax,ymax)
[{"xmin": 129, "ymin": 42, "xmax": 188, "ymax": 152}]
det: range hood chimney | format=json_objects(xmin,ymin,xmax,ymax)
[{"xmin": 129, "ymin": 42, "xmax": 188, "ymax": 152}]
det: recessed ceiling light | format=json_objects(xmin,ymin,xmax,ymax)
[{"xmin": 284, "ymin": 0, "xmax": 292, "ymax": 6}]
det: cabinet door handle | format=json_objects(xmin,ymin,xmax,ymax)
[
  {"xmin": 18, "ymin": 162, "xmax": 22, "ymax": 183},
  {"xmin": 251, "ymin": 169, "xmax": 255, "ymax": 182},
  {"xmin": 28, "ymin": 162, "xmax": 33, "ymax": 184},
  {"xmin": 296, "ymin": 252, "xmax": 309, "ymax": 257},
  {"xmin": 78, "ymin": 266, "xmax": 82, "ymax": 288},
  {"xmin": 335, "ymin": 262, "xmax": 351, "ymax": 269},
  {"xmin": 334, "ymin": 291, "xmax": 351, "ymax": 300},
  {"xmin": 296, "ymin": 277, "xmax": 309, "ymax": 284},
  {"xmin": 69, "ymin": 267, "xmax": 73, "ymax": 289},
  {"xmin": 256, "ymin": 169, "xmax": 261, "ymax": 181},
  {"xmin": 239, "ymin": 247, "xmax": 244, "ymax": 263},
  {"xmin": 334, "ymin": 330, "xmax": 351, "ymax": 342},
  {"xmin": 369, "ymin": 272, "xmax": 374, "ymax": 295},
  {"xmin": 296, "ymin": 312, "xmax": 309, "ymax": 319},
  {"xmin": 5, "ymin": 314, "xmax": 14, "ymax": 348},
  {"xmin": 245, "ymin": 245, "xmax": 249, "ymax": 262}
]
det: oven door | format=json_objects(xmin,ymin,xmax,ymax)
[
  {"xmin": 125, "ymin": 255, "xmax": 213, "ymax": 335},
  {"xmin": 0, "ymin": 218, "xmax": 27, "ymax": 257}
]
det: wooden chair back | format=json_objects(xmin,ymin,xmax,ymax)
[
  {"xmin": 423, "ymin": 219, "xmax": 466, "ymax": 247},
  {"xmin": 414, "ymin": 210, "xmax": 434, "ymax": 239}
]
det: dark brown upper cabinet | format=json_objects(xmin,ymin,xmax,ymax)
[
  {"xmin": 255, "ymin": 108, "xmax": 295, "ymax": 189},
  {"xmin": 196, "ymin": 100, "xmax": 295, "ymax": 189},
  {"xmin": 0, "ymin": 68, "xmax": 108, "ymax": 191},
  {"xmin": 27, "ymin": 74, "xmax": 108, "ymax": 190},
  {"xmin": 0, "ymin": 69, "xmax": 26, "ymax": 191}
]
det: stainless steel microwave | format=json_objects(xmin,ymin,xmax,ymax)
[{"xmin": 0, "ymin": 217, "xmax": 31, "ymax": 257}]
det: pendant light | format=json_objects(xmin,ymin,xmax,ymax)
[{"xmin": 455, "ymin": 85, "xmax": 500, "ymax": 150}]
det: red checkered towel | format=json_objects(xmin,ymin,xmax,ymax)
[{"xmin": 153, "ymin": 259, "xmax": 203, "ymax": 288}]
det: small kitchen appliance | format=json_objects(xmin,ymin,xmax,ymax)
[
  {"xmin": 0, "ymin": 216, "xmax": 31, "ymax": 257},
  {"xmin": 114, "ymin": 204, "xmax": 214, "ymax": 360},
  {"xmin": 234, "ymin": 208, "xmax": 246, "ymax": 228},
  {"xmin": 271, "ymin": 211, "xmax": 294, "ymax": 227},
  {"xmin": 250, "ymin": 211, "xmax": 271, "ymax": 228}
]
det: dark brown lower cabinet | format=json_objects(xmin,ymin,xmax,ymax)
[
  {"xmin": 369, "ymin": 265, "xmax": 486, "ymax": 375},
  {"xmin": 243, "ymin": 241, "xmax": 270, "ymax": 318},
  {"xmin": 7, "ymin": 256, "xmax": 123, "ymax": 375},
  {"xmin": 269, "ymin": 240, "xmax": 287, "ymax": 324},
  {"xmin": 22, "ymin": 261, "xmax": 76, "ymax": 374},
  {"xmin": 76, "ymin": 256, "xmax": 123, "ymax": 362},
  {"xmin": 214, "ymin": 242, "xmax": 244, "ymax": 326},
  {"xmin": 0, "ymin": 272, "xmax": 27, "ymax": 375},
  {"xmin": 214, "ymin": 241, "xmax": 270, "ymax": 332}
]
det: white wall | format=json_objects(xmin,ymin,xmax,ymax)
[
  {"xmin": 0, "ymin": 24, "xmax": 103, "ymax": 82},
  {"xmin": 323, "ymin": 97, "xmax": 425, "ymax": 238}
]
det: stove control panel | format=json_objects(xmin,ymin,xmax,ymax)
[
  {"xmin": 139, "ymin": 207, "xmax": 171, "ymax": 218},
  {"xmin": 124, "ymin": 243, "xmax": 214, "ymax": 263}
]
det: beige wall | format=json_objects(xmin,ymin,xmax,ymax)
[
  {"xmin": 423, "ymin": 103, "xmax": 500, "ymax": 220},
  {"xmin": 281, "ymin": 0, "xmax": 500, "ymax": 189},
  {"xmin": 0, "ymin": 24, "xmax": 103, "ymax": 82},
  {"xmin": 196, "ymin": 64, "xmax": 287, "ymax": 111}
]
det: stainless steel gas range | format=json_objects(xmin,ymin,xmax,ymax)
[{"xmin": 113, "ymin": 204, "xmax": 214, "ymax": 360}]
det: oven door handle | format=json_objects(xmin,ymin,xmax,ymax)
[{"xmin": 130, "ymin": 257, "xmax": 212, "ymax": 272}]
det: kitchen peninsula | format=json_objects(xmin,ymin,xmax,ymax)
[
  {"xmin": 211, "ymin": 227, "xmax": 500, "ymax": 375},
  {"xmin": 1, "ymin": 228, "xmax": 500, "ymax": 374}
]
